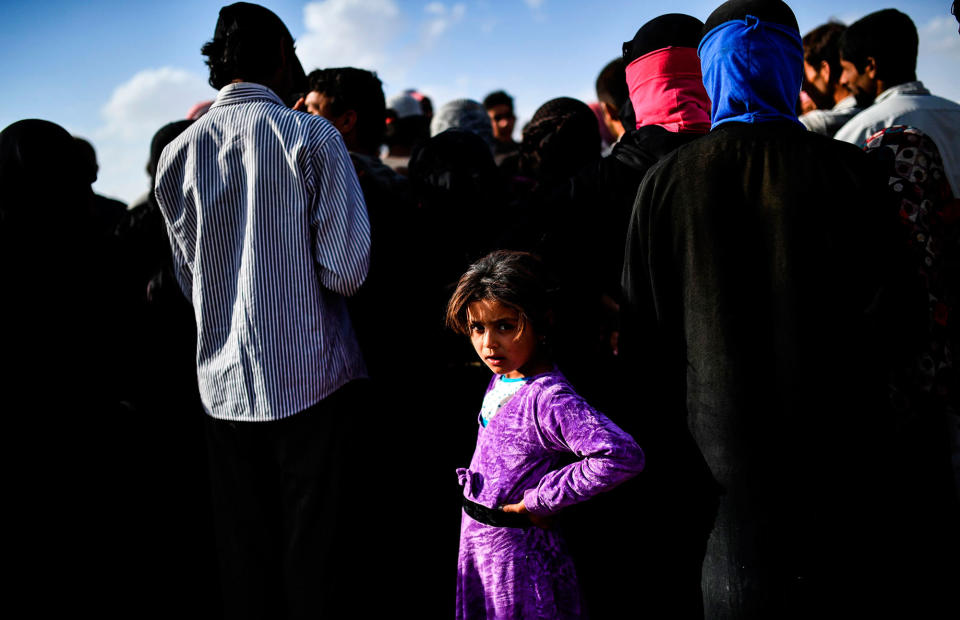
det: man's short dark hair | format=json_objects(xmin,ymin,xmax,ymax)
[
  {"xmin": 595, "ymin": 58, "xmax": 629, "ymax": 118},
  {"xmin": 483, "ymin": 90, "xmax": 514, "ymax": 112},
  {"xmin": 202, "ymin": 2, "xmax": 297, "ymax": 90},
  {"xmin": 308, "ymin": 68, "xmax": 386, "ymax": 152},
  {"xmin": 803, "ymin": 22, "xmax": 846, "ymax": 84},
  {"xmin": 840, "ymin": 9, "xmax": 918, "ymax": 86}
]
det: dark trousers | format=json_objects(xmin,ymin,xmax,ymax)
[{"xmin": 205, "ymin": 381, "xmax": 366, "ymax": 619}]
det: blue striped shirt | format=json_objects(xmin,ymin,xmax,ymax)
[{"xmin": 155, "ymin": 82, "xmax": 370, "ymax": 422}]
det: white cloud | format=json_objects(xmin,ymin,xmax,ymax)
[
  {"xmin": 297, "ymin": 0, "xmax": 403, "ymax": 73},
  {"xmin": 523, "ymin": 0, "xmax": 545, "ymax": 9},
  {"xmin": 90, "ymin": 67, "xmax": 213, "ymax": 203},
  {"xmin": 422, "ymin": 3, "xmax": 466, "ymax": 42},
  {"xmin": 919, "ymin": 16, "xmax": 960, "ymax": 105},
  {"xmin": 921, "ymin": 15, "xmax": 960, "ymax": 53}
]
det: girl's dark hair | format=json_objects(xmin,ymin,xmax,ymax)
[{"xmin": 446, "ymin": 250, "xmax": 557, "ymax": 339}]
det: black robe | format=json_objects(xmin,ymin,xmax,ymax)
[{"xmin": 622, "ymin": 121, "xmax": 932, "ymax": 618}]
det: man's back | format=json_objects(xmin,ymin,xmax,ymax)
[
  {"xmin": 625, "ymin": 121, "xmax": 912, "ymax": 617},
  {"xmin": 156, "ymin": 82, "xmax": 370, "ymax": 422},
  {"xmin": 835, "ymin": 81, "xmax": 960, "ymax": 196}
]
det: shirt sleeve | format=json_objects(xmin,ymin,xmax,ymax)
[
  {"xmin": 309, "ymin": 131, "xmax": 371, "ymax": 296},
  {"xmin": 153, "ymin": 154, "xmax": 194, "ymax": 300},
  {"xmin": 522, "ymin": 387, "xmax": 645, "ymax": 515}
]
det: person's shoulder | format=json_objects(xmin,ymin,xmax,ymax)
[
  {"xmin": 921, "ymin": 92, "xmax": 960, "ymax": 112},
  {"xmin": 262, "ymin": 104, "xmax": 341, "ymax": 140},
  {"xmin": 528, "ymin": 371, "xmax": 583, "ymax": 406}
]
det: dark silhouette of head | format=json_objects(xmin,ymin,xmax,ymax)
[
  {"xmin": 624, "ymin": 13, "xmax": 704, "ymax": 62},
  {"xmin": 520, "ymin": 97, "xmax": 599, "ymax": 185},
  {"xmin": 704, "ymin": 0, "xmax": 798, "ymax": 33},
  {"xmin": 72, "ymin": 137, "xmax": 99, "ymax": 186},
  {"xmin": 201, "ymin": 2, "xmax": 306, "ymax": 104},
  {"xmin": 148, "ymin": 120, "xmax": 194, "ymax": 182}
]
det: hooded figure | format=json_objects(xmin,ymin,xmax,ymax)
[
  {"xmin": 621, "ymin": 1, "xmax": 937, "ymax": 617},
  {"xmin": 1, "ymin": 119, "xmax": 139, "ymax": 614},
  {"xmin": 579, "ymin": 13, "xmax": 713, "ymax": 308}
]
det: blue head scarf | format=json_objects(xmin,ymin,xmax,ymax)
[{"xmin": 698, "ymin": 14, "xmax": 803, "ymax": 129}]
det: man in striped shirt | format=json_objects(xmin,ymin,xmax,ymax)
[{"xmin": 154, "ymin": 3, "xmax": 371, "ymax": 617}]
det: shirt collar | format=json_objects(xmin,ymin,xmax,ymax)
[
  {"xmin": 874, "ymin": 81, "xmax": 929, "ymax": 105},
  {"xmin": 210, "ymin": 82, "xmax": 286, "ymax": 109}
]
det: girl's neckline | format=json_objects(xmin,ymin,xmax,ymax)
[
  {"xmin": 496, "ymin": 366, "xmax": 558, "ymax": 383},
  {"xmin": 499, "ymin": 376, "xmax": 528, "ymax": 383}
]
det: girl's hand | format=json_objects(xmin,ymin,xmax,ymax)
[
  {"xmin": 502, "ymin": 500, "xmax": 553, "ymax": 529},
  {"xmin": 500, "ymin": 501, "xmax": 528, "ymax": 514}
]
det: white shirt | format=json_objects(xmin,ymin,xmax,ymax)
[
  {"xmin": 835, "ymin": 81, "xmax": 960, "ymax": 197},
  {"xmin": 155, "ymin": 82, "xmax": 371, "ymax": 421}
]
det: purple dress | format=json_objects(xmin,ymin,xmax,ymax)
[{"xmin": 456, "ymin": 370, "xmax": 645, "ymax": 619}]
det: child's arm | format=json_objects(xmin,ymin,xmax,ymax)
[{"xmin": 519, "ymin": 386, "xmax": 645, "ymax": 517}]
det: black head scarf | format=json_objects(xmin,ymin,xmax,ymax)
[
  {"xmin": 519, "ymin": 97, "xmax": 600, "ymax": 185},
  {"xmin": 623, "ymin": 13, "xmax": 705, "ymax": 62},
  {"xmin": 703, "ymin": 0, "xmax": 798, "ymax": 33},
  {"xmin": 0, "ymin": 119, "xmax": 86, "ymax": 233},
  {"xmin": 408, "ymin": 129, "xmax": 499, "ymax": 210}
]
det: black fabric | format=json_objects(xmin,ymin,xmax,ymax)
[
  {"xmin": 150, "ymin": 120, "xmax": 194, "ymax": 172},
  {"xmin": 704, "ymin": 0, "xmax": 798, "ymax": 33},
  {"xmin": 622, "ymin": 121, "xmax": 930, "ymax": 618},
  {"xmin": 462, "ymin": 497, "xmax": 533, "ymax": 529},
  {"xmin": 405, "ymin": 130, "xmax": 511, "ymax": 370},
  {"xmin": 580, "ymin": 125, "xmax": 703, "ymax": 303},
  {"xmin": 1, "ymin": 119, "xmax": 154, "ymax": 616},
  {"xmin": 623, "ymin": 13, "xmax": 705, "ymax": 62},
  {"xmin": 206, "ymin": 2, "xmax": 306, "ymax": 100},
  {"xmin": 205, "ymin": 381, "xmax": 376, "ymax": 619}
]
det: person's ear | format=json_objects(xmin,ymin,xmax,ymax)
[
  {"xmin": 864, "ymin": 56, "xmax": 877, "ymax": 80},
  {"xmin": 339, "ymin": 110, "xmax": 358, "ymax": 135},
  {"xmin": 819, "ymin": 59, "xmax": 832, "ymax": 84}
]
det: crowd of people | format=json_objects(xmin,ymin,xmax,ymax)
[{"xmin": 2, "ymin": 0, "xmax": 959, "ymax": 618}]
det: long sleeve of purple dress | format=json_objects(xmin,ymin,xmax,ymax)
[{"xmin": 456, "ymin": 370, "xmax": 644, "ymax": 620}]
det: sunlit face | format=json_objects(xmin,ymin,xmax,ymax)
[
  {"xmin": 839, "ymin": 58, "xmax": 877, "ymax": 102},
  {"xmin": 487, "ymin": 104, "xmax": 516, "ymax": 143},
  {"xmin": 467, "ymin": 299, "xmax": 538, "ymax": 379}
]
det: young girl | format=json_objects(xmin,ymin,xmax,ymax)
[{"xmin": 447, "ymin": 250, "xmax": 645, "ymax": 619}]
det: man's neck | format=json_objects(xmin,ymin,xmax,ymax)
[{"xmin": 833, "ymin": 84, "xmax": 852, "ymax": 106}]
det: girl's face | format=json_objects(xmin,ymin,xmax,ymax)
[{"xmin": 467, "ymin": 299, "xmax": 540, "ymax": 379}]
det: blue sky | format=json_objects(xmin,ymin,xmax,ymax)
[{"xmin": 2, "ymin": 0, "xmax": 957, "ymax": 203}]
